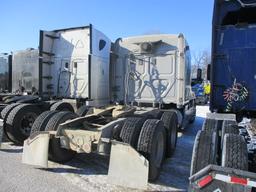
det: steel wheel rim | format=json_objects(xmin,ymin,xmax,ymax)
[{"xmin": 20, "ymin": 112, "xmax": 37, "ymax": 136}]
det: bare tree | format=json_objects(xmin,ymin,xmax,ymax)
[{"xmin": 191, "ymin": 50, "xmax": 211, "ymax": 79}]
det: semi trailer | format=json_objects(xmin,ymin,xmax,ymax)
[
  {"xmin": 189, "ymin": 0, "xmax": 256, "ymax": 191},
  {"xmin": 20, "ymin": 32, "xmax": 196, "ymax": 189}
]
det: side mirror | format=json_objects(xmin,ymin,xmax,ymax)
[
  {"xmin": 207, "ymin": 64, "xmax": 211, "ymax": 81},
  {"xmin": 197, "ymin": 68, "xmax": 202, "ymax": 80}
]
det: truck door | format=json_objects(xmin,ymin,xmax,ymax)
[
  {"xmin": 70, "ymin": 58, "xmax": 88, "ymax": 98},
  {"xmin": 57, "ymin": 59, "xmax": 71, "ymax": 97}
]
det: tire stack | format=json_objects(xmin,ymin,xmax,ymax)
[
  {"xmin": 221, "ymin": 120, "xmax": 248, "ymax": 171},
  {"xmin": 191, "ymin": 119, "xmax": 219, "ymax": 175},
  {"xmin": 190, "ymin": 119, "xmax": 248, "ymax": 177}
]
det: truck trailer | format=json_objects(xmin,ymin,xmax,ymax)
[
  {"xmin": 189, "ymin": 0, "xmax": 256, "ymax": 191},
  {"xmin": 20, "ymin": 30, "xmax": 196, "ymax": 189}
]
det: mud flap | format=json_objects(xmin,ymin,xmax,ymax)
[
  {"xmin": 22, "ymin": 132, "xmax": 50, "ymax": 168},
  {"xmin": 107, "ymin": 141, "xmax": 149, "ymax": 190},
  {"xmin": 0, "ymin": 119, "xmax": 3, "ymax": 148}
]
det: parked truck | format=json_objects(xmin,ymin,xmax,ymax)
[
  {"xmin": 0, "ymin": 25, "xmax": 114, "ymax": 145},
  {"xmin": 189, "ymin": 0, "xmax": 256, "ymax": 191},
  {"xmin": 20, "ymin": 31, "xmax": 196, "ymax": 189},
  {"xmin": 0, "ymin": 53, "xmax": 10, "ymax": 93},
  {"xmin": 0, "ymin": 49, "xmax": 39, "ymax": 98}
]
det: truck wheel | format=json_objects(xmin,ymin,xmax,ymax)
[
  {"xmin": 1, "ymin": 103, "xmax": 21, "ymax": 142},
  {"xmin": 202, "ymin": 119, "xmax": 218, "ymax": 133},
  {"xmin": 76, "ymin": 105, "xmax": 91, "ymax": 117},
  {"xmin": 1, "ymin": 103, "xmax": 20, "ymax": 119},
  {"xmin": 45, "ymin": 111, "xmax": 78, "ymax": 163},
  {"xmin": 137, "ymin": 119, "xmax": 166, "ymax": 181},
  {"xmin": 30, "ymin": 111, "xmax": 58, "ymax": 135},
  {"xmin": 161, "ymin": 111, "xmax": 178, "ymax": 157},
  {"xmin": 155, "ymin": 110, "xmax": 163, "ymax": 119},
  {"xmin": 5, "ymin": 104, "xmax": 41, "ymax": 144},
  {"xmin": 119, "ymin": 117, "xmax": 145, "ymax": 148},
  {"xmin": 50, "ymin": 101, "xmax": 74, "ymax": 112},
  {"xmin": 190, "ymin": 131, "xmax": 217, "ymax": 176},
  {"xmin": 0, "ymin": 105, "xmax": 5, "ymax": 113},
  {"xmin": 221, "ymin": 134, "xmax": 248, "ymax": 170},
  {"xmin": 221, "ymin": 121, "xmax": 239, "ymax": 149}
]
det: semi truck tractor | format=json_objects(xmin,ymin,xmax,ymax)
[
  {"xmin": 189, "ymin": 0, "xmax": 256, "ymax": 191},
  {"xmin": 0, "ymin": 53, "xmax": 10, "ymax": 93},
  {"xmin": 21, "ymin": 32, "xmax": 196, "ymax": 189},
  {"xmin": 0, "ymin": 25, "xmax": 113, "ymax": 145},
  {"xmin": 0, "ymin": 49, "xmax": 39, "ymax": 98}
]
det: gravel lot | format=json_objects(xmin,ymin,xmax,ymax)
[{"xmin": 0, "ymin": 105, "xmax": 209, "ymax": 192}]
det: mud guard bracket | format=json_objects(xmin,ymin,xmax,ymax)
[{"xmin": 107, "ymin": 141, "xmax": 149, "ymax": 190}]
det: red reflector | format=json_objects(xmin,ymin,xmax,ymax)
[
  {"xmin": 198, "ymin": 175, "xmax": 213, "ymax": 188},
  {"xmin": 231, "ymin": 177, "xmax": 247, "ymax": 185}
]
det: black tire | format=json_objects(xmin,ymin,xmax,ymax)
[
  {"xmin": 155, "ymin": 110, "xmax": 163, "ymax": 119},
  {"xmin": 202, "ymin": 119, "xmax": 220, "ymax": 156},
  {"xmin": 76, "ymin": 105, "xmax": 91, "ymax": 117},
  {"xmin": 119, "ymin": 117, "xmax": 145, "ymax": 148},
  {"xmin": 5, "ymin": 104, "xmax": 41, "ymax": 144},
  {"xmin": 1, "ymin": 103, "xmax": 21, "ymax": 142},
  {"xmin": 1, "ymin": 103, "xmax": 20, "ymax": 119},
  {"xmin": 221, "ymin": 120, "xmax": 239, "ymax": 149},
  {"xmin": 161, "ymin": 111, "xmax": 178, "ymax": 157},
  {"xmin": 202, "ymin": 119, "xmax": 218, "ymax": 133},
  {"xmin": 0, "ymin": 105, "xmax": 5, "ymax": 113},
  {"xmin": 45, "ymin": 111, "xmax": 78, "ymax": 163},
  {"xmin": 190, "ymin": 131, "xmax": 217, "ymax": 176},
  {"xmin": 50, "ymin": 101, "xmax": 74, "ymax": 112},
  {"xmin": 137, "ymin": 119, "xmax": 166, "ymax": 181},
  {"xmin": 221, "ymin": 134, "xmax": 248, "ymax": 170},
  {"xmin": 30, "ymin": 110, "xmax": 58, "ymax": 135}
]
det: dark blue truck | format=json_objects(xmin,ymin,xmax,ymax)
[{"xmin": 189, "ymin": 0, "xmax": 256, "ymax": 191}]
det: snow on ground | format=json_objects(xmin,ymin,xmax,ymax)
[{"xmin": 0, "ymin": 105, "xmax": 210, "ymax": 192}]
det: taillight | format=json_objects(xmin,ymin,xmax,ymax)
[
  {"xmin": 197, "ymin": 175, "xmax": 213, "ymax": 188},
  {"xmin": 231, "ymin": 176, "xmax": 247, "ymax": 185}
]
